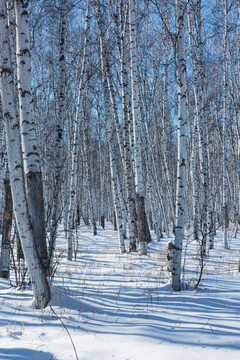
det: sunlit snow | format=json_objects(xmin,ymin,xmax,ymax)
[{"xmin": 0, "ymin": 224, "xmax": 240, "ymax": 360}]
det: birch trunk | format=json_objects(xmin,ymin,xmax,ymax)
[
  {"xmin": 0, "ymin": 1, "xmax": 50, "ymax": 307},
  {"xmin": 129, "ymin": 0, "xmax": 147, "ymax": 255},
  {"xmin": 171, "ymin": 0, "xmax": 187, "ymax": 291},
  {"xmin": 187, "ymin": 5, "xmax": 199, "ymax": 240},
  {"xmin": 191, "ymin": 115, "xmax": 199, "ymax": 240},
  {"xmin": 15, "ymin": 0, "xmax": 47, "ymax": 269},
  {"xmin": 196, "ymin": 1, "xmax": 208, "ymax": 254},
  {"xmin": 162, "ymin": 19, "xmax": 175, "ymax": 227},
  {"xmin": 6, "ymin": 0, "xmax": 16, "ymax": 84},
  {"xmin": 120, "ymin": 0, "xmax": 137, "ymax": 251}
]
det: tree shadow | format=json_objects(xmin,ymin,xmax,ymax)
[{"xmin": 0, "ymin": 348, "xmax": 55, "ymax": 360}]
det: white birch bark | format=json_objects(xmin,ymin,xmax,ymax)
[
  {"xmin": 97, "ymin": 115, "xmax": 106, "ymax": 229},
  {"xmin": 171, "ymin": 0, "xmax": 187, "ymax": 291},
  {"xmin": 162, "ymin": 12, "xmax": 175, "ymax": 227},
  {"xmin": 196, "ymin": 1, "xmax": 209, "ymax": 254},
  {"xmin": 6, "ymin": 0, "xmax": 16, "ymax": 84},
  {"xmin": 187, "ymin": 6, "xmax": 199, "ymax": 240},
  {"xmin": 15, "ymin": 0, "xmax": 39, "ymax": 174},
  {"xmin": 0, "ymin": 0, "xmax": 50, "ymax": 307},
  {"xmin": 15, "ymin": 0, "xmax": 47, "ymax": 269},
  {"xmin": 129, "ymin": 0, "xmax": 147, "ymax": 255}
]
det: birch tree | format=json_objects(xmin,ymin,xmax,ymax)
[
  {"xmin": 15, "ymin": 0, "xmax": 48, "ymax": 269},
  {"xmin": 129, "ymin": 0, "xmax": 147, "ymax": 255},
  {"xmin": 171, "ymin": 0, "xmax": 187, "ymax": 291},
  {"xmin": 119, "ymin": 0, "xmax": 137, "ymax": 251},
  {"xmin": 0, "ymin": 0, "xmax": 50, "ymax": 308}
]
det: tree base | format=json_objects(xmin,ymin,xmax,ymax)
[
  {"xmin": 129, "ymin": 240, "xmax": 137, "ymax": 252},
  {"xmin": 138, "ymin": 241, "xmax": 147, "ymax": 255}
]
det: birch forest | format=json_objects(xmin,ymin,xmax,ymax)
[{"xmin": 0, "ymin": 0, "xmax": 239, "ymax": 313}]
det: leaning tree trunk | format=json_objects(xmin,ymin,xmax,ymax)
[
  {"xmin": 0, "ymin": 0, "xmax": 50, "ymax": 308},
  {"xmin": 15, "ymin": 0, "xmax": 47, "ymax": 269},
  {"xmin": 171, "ymin": 0, "xmax": 187, "ymax": 291}
]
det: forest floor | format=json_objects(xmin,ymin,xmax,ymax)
[{"xmin": 0, "ymin": 224, "xmax": 240, "ymax": 360}]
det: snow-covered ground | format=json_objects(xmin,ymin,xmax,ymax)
[{"xmin": 1, "ymin": 224, "xmax": 240, "ymax": 360}]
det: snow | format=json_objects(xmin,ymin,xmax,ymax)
[{"xmin": 1, "ymin": 224, "xmax": 240, "ymax": 360}]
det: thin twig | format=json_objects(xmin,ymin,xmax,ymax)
[{"xmin": 50, "ymin": 305, "xmax": 79, "ymax": 360}]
